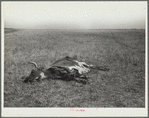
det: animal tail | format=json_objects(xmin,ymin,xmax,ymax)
[{"xmin": 89, "ymin": 65, "xmax": 110, "ymax": 71}]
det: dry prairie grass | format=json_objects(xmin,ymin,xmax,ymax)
[{"xmin": 4, "ymin": 28, "xmax": 145, "ymax": 107}]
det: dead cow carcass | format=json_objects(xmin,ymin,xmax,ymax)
[{"xmin": 23, "ymin": 56, "xmax": 109, "ymax": 84}]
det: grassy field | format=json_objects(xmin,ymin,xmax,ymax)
[{"xmin": 4, "ymin": 28, "xmax": 145, "ymax": 107}]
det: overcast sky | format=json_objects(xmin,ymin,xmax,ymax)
[{"xmin": 2, "ymin": 1, "xmax": 147, "ymax": 29}]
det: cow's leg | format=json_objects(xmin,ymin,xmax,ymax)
[
  {"xmin": 79, "ymin": 74, "xmax": 89, "ymax": 80},
  {"xmin": 74, "ymin": 77, "xmax": 87, "ymax": 84},
  {"xmin": 74, "ymin": 74, "xmax": 90, "ymax": 84}
]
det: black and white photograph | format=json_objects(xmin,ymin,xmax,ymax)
[{"xmin": 1, "ymin": 1, "xmax": 148, "ymax": 117}]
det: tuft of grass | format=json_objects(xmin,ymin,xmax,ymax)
[{"xmin": 4, "ymin": 29, "xmax": 145, "ymax": 107}]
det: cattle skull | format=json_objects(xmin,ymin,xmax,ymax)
[{"xmin": 23, "ymin": 62, "xmax": 47, "ymax": 82}]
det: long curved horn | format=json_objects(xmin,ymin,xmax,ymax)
[{"xmin": 28, "ymin": 61, "xmax": 38, "ymax": 68}]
